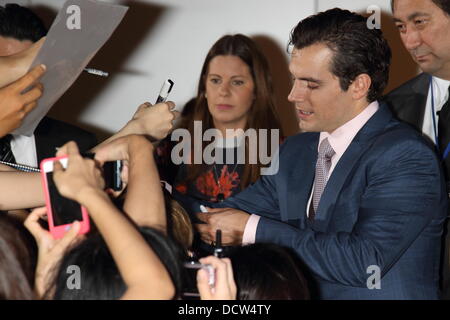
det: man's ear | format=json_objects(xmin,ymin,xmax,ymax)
[{"xmin": 350, "ymin": 74, "xmax": 372, "ymax": 100}]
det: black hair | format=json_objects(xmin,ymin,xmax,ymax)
[
  {"xmin": 392, "ymin": 0, "xmax": 450, "ymax": 16},
  {"xmin": 0, "ymin": 3, "xmax": 47, "ymax": 42},
  {"xmin": 289, "ymin": 8, "xmax": 392, "ymax": 102},
  {"xmin": 48, "ymin": 227, "xmax": 185, "ymax": 300},
  {"xmin": 228, "ymin": 243, "xmax": 310, "ymax": 300}
]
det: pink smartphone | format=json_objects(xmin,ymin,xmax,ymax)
[{"xmin": 40, "ymin": 156, "xmax": 90, "ymax": 239}]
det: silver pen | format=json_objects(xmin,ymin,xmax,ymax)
[{"xmin": 84, "ymin": 68, "xmax": 109, "ymax": 77}]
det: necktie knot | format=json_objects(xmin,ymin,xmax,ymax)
[{"xmin": 318, "ymin": 138, "xmax": 335, "ymax": 161}]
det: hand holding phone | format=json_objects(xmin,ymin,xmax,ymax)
[
  {"xmin": 82, "ymin": 152, "xmax": 123, "ymax": 192},
  {"xmin": 24, "ymin": 206, "xmax": 82, "ymax": 297},
  {"xmin": 182, "ymin": 261, "xmax": 215, "ymax": 298},
  {"xmin": 40, "ymin": 156, "xmax": 90, "ymax": 239}
]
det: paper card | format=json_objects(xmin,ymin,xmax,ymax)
[{"xmin": 14, "ymin": 0, "xmax": 128, "ymax": 136}]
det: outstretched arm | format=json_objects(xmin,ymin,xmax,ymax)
[
  {"xmin": 0, "ymin": 171, "xmax": 44, "ymax": 210},
  {"xmin": 94, "ymin": 135, "xmax": 167, "ymax": 231},
  {"xmin": 54, "ymin": 141, "xmax": 175, "ymax": 299},
  {"xmin": 92, "ymin": 102, "xmax": 180, "ymax": 152}
]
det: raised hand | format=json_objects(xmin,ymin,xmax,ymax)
[{"xmin": 0, "ymin": 64, "xmax": 46, "ymax": 137}]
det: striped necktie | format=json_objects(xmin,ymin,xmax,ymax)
[{"xmin": 0, "ymin": 134, "xmax": 16, "ymax": 164}]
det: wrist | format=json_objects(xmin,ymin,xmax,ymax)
[
  {"xmin": 128, "ymin": 135, "xmax": 153, "ymax": 161},
  {"xmin": 76, "ymin": 187, "xmax": 109, "ymax": 207},
  {"xmin": 122, "ymin": 119, "xmax": 142, "ymax": 136}
]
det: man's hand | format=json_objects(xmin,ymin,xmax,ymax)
[
  {"xmin": 0, "ymin": 64, "xmax": 45, "ymax": 137},
  {"xmin": 195, "ymin": 207, "xmax": 250, "ymax": 246}
]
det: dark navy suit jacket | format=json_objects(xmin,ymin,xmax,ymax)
[
  {"xmin": 34, "ymin": 116, "xmax": 97, "ymax": 162},
  {"xmin": 212, "ymin": 103, "xmax": 447, "ymax": 299}
]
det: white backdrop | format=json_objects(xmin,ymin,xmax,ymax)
[{"xmin": 8, "ymin": 0, "xmax": 406, "ymax": 139}]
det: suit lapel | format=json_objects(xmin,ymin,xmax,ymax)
[
  {"xmin": 384, "ymin": 73, "xmax": 429, "ymax": 132},
  {"xmin": 312, "ymin": 104, "xmax": 394, "ymax": 231},
  {"xmin": 285, "ymin": 134, "xmax": 318, "ymax": 228},
  {"xmin": 409, "ymin": 73, "xmax": 429, "ymax": 129}
]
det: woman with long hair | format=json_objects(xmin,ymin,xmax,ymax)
[{"xmin": 158, "ymin": 34, "xmax": 282, "ymax": 205}]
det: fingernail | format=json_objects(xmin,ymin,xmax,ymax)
[{"xmin": 40, "ymin": 64, "xmax": 47, "ymax": 71}]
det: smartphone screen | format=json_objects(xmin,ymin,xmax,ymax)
[
  {"xmin": 103, "ymin": 160, "xmax": 122, "ymax": 191},
  {"xmin": 182, "ymin": 264, "xmax": 201, "ymax": 298},
  {"xmin": 46, "ymin": 171, "xmax": 83, "ymax": 226}
]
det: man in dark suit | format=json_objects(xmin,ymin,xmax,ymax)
[
  {"xmin": 0, "ymin": 3, "xmax": 97, "ymax": 167},
  {"xmin": 384, "ymin": 0, "xmax": 450, "ymax": 298},
  {"xmin": 194, "ymin": 9, "xmax": 447, "ymax": 299}
]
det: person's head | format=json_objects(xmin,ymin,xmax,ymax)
[
  {"xmin": 0, "ymin": 215, "xmax": 35, "ymax": 300},
  {"xmin": 165, "ymin": 193, "xmax": 194, "ymax": 250},
  {"xmin": 0, "ymin": 3, "xmax": 47, "ymax": 56},
  {"xmin": 392, "ymin": 0, "xmax": 450, "ymax": 79},
  {"xmin": 192, "ymin": 34, "xmax": 281, "ymax": 134},
  {"xmin": 48, "ymin": 227, "xmax": 185, "ymax": 300},
  {"xmin": 288, "ymin": 8, "xmax": 391, "ymax": 133},
  {"xmin": 185, "ymin": 34, "xmax": 282, "ymax": 188},
  {"xmin": 228, "ymin": 243, "xmax": 310, "ymax": 300}
]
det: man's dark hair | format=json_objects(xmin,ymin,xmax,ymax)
[
  {"xmin": 0, "ymin": 3, "xmax": 47, "ymax": 42},
  {"xmin": 391, "ymin": 0, "xmax": 450, "ymax": 16},
  {"xmin": 289, "ymin": 8, "xmax": 391, "ymax": 102}
]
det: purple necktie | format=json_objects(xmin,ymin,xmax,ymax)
[{"xmin": 310, "ymin": 138, "xmax": 335, "ymax": 220}]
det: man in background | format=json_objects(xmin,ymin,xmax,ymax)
[{"xmin": 384, "ymin": 0, "xmax": 450, "ymax": 298}]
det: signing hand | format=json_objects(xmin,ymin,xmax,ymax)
[{"xmin": 195, "ymin": 207, "xmax": 250, "ymax": 246}]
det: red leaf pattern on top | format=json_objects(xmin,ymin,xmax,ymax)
[{"xmin": 195, "ymin": 165, "xmax": 240, "ymax": 201}]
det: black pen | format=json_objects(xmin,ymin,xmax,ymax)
[{"xmin": 214, "ymin": 229, "xmax": 223, "ymax": 258}]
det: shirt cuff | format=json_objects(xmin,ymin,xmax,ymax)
[{"xmin": 242, "ymin": 214, "xmax": 260, "ymax": 245}]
